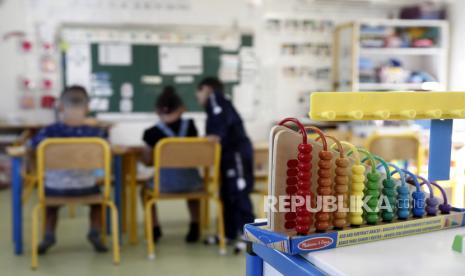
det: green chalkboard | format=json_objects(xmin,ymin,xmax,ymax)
[{"xmin": 84, "ymin": 33, "xmax": 253, "ymax": 113}]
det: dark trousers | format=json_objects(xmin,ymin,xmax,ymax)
[{"xmin": 220, "ymin": 148, "xmax": 255, "ymax": 240}]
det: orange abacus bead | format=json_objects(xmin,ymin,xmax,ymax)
[
  {"xmin": 315, "ymin": 150, "xmax": 333, "ymax": 232},
  {"xmin": 333, "ymin": 157, "xmax": 349, "ymax": 229}
]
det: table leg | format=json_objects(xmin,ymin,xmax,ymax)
[
  {"xmin": 129, "ymin": 153, "xmax": 138, "ymax": 244},
  {"xmin": 11, "ymin": 157, "xmax": 23, "ymax": 255},
  {"xmin": 246, "ymin": 242, "xmax": 263, "ymax": 276}
]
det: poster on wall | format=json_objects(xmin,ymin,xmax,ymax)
[
  {"xmin": 65, "ymin": 43, "xmax": 91, "ymax": 91},
  {"xmin": 98, "ymin": 43, "xmax": 132, "ymax": 66},
  {"xmin": 159, "ymin": 45, "xmax": 202, "ymax": 75}
]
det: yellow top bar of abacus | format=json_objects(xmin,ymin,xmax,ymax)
[{"xmin": 309, "ymin": 92, "xmax": 465, "ymax": 121}]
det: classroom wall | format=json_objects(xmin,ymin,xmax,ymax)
[{"xmin": 0, "ymin": 0, "xmax": 461, "ymax": 145}]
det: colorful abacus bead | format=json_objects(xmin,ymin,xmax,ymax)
[
  {"xmin": 315, "ymin": 151, "xmax": 333, "ymax": 232},
  {"xmin": 296, "ymin": 143, "xmax": 312, "ymax": 235},
  {"xmin": 350, "ymin": 165, "xmax": 365, "ymax": 226},
  {"xmin": 333, "ymin": 158, "xmax": 349, "ymax": 229},
  {"xmin": 425, "ymin": 197, "xmax": 439, "ymax": 216},
  {"xmin": 411, "ymin": 191, "xmax": 425, "ymax": 218},
  {"xmin": 439, "ymin": 203, "xmax": 452, "ymax": 214},
  {"xmin": 365, "ymin": 172, "xmax": 380, "ymax": 225},
  {"xmin": 397, "ymin": 185, "xmax": 410, "ymax": 220},
  {"xmin": 285, "ymin": 159, "xmax": 298, "ymax": 230},
  {"xmin": 381, "ymin": 178, "xmax": 396, "ymax": 222}
]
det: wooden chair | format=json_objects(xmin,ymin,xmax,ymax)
[
  {"xmin": 31, "ymin": 138, "xmax": 120, "ymax": 269},
  {"xmin": 144, "ymin": 137, "xmax": 225, "ymax": 259},
  {"xmin": 365, "ymin": 132, "xmax": 423, "ymax": 175}
]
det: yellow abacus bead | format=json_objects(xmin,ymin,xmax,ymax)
[
  {"xmin": 350, "ymin": 216, "xmax": 364, "ymax": 225},
  {"xmin": 352, "ymin": 174, "xmax": 365, "ymax": 183},
  {"xmin": 352, "ymin": 165, "xmax": 365, "ymax": 174}
]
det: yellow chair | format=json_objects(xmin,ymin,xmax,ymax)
[
  {"xmin": 365, "ymin": 132, "xmax": 424, "ymax": 175},
  {"xmin": 31, "ymin": 138, "xmax": 120, "ymax": 269},
  {"xmin": 144, "ymin": 137, "xmax": 225, "ymax": 259}
]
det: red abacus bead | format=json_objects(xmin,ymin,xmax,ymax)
[
  {"xmin": 298, "ymin": 172, "xmax": 310, "ymax": 181},
  {"xmin": 296, "ymin": 215, "xmax": 310, "ymax": 225},
  {"xmin": 297, "ymin": 189, "xmax": 310, "ymax": 197},
  {"xmin": 287, "ymin": 177, "xmax": 298, "ymax": 185},
  {"xmin": 296, "ymin": 224, "xmax": 310, "ymax": 234},
  {"xmin": 298, "ymin": 153, "xmax": 311, "ymax": 163},
  {"xmin": 298, "ymin": 143, "xmax": 312, "ymax": 153},
  {"xmin": 285, "ymin": 221, "xmax": 296, "ymax": 229},
  {"xmin": 296, "ymin": 207, "xmax": 308, "ymax": 216},
  {"xmin": 285, "ymin": 212, "xmax": 297, "ymax": 220},
  {"xmin": 287, "ymin": 159, "xmax": 298, "ymax": 167},
  {"xmin": 297, "ymin": 180, "xmax": 310, "ymax": 190},
  {"xmin": 286, "ymin": 186, "xmax": 298, "ymax": 194},
  {"xmin": 298, "ymin": 162, "xmax": 311, "ymax": 171},
  {"xmin": 287, "ymin": 168, "xmax": 298, "ymax": 176}
]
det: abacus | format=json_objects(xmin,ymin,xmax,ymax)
[{"xmin": 255, "ymin": 117, "xmax": 465, "ymax": 255}]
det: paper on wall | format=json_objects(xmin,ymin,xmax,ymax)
[
  {"xmin": 219, "ymin": 54, "xmax": 239, "ymax": 82},
  {"xmin": 174, "ymin": 75, "xmax": 194, "ymax": 84},
  {"xmin": 98, "ymin": 43, "xmax": 132, "ymax": 66},
  {"xmin": 119, "ymin": 99, "xmax": 133, "ymax": 113},
  {"xmin": 65, "ymin": 43, "xmax": 91, "ymax": 91},
  {"xmin": 121, "ymin": 82, "xmax": 134, "ymax": 98},
  {"xmin": 89, "ymin": 98, "xmax": 109, "ymax": 112},
  {"xmin": 141, "ymin": 75, "xmax": 162, "ymax": 85},
  {"xmin": 159, "ymin": 45, "xmax": 202, "ymax": 75}
]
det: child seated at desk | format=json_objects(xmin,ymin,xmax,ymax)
[
  {"xmin": 142, "ymin": 86, "xmax": 202, "ymax": 243},
  {"xmin": 29, "ymin": 85, "xmax": 108, "ymax": 254}
]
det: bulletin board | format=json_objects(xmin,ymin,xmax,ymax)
[{"xmin": 63, "ymin": 34, "xmax": 253, "ymax": 113}]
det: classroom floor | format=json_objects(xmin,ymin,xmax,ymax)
[{"xmin": 0, "ymin": 190, "xmax": 249, "ymax": 276}]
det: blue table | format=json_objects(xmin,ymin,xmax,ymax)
[{"xmin": 10, "ymin": 154, "xmax": 124, "ymax": 255}]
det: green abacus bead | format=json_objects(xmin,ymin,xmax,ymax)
[
  {"xmin": 366, "ymin": 189, "xmax": 380, "ymax": 197},
  {"xmin": 382, "ymin": 212, "xmax": 395, "ymax": 222},
  {"xmin": 368, "ymin": 198, "xmax": 378, "ymax": 207},
  {"xmin": 366, "ymin": 214, "xmax": 378, "ymax": 224},
  {"xmin": 367, "ymin": 173, "xmax": 380, "ymax": 182},
  {"xmin": 383, "ymin": 179, "xmax": 395, "ymax": 188},
  {"xmin": 382, "ymin": 188, "xmax": 396, "ymax": 197},
  {"xmin": 366, "ymin": 181, "xmax": 378, "ymax": 190}
]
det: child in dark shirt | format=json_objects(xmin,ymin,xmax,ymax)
[
  {"xmin": 30, "ymin": 86, "xmax": 108, "ymax": 254},
  {"xmin": 142, "ymin": 86, "xmax": 202, "ymax": 243}
]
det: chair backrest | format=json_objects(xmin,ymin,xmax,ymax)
[
  {"xmin": 153, "ymin": 137, "xmax": 221, "ymax": 195},
  {"xmin": 365, "ymin": 133, "xmax": 422, "ymax": 172},
  {"xmin": 36, "ymin": 138, "xmax": 111, "ymax": 200}
]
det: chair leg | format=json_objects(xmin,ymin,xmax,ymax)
[
  {"xmin": 204, "ymin": 198, "xmax": 210, "ymax": 231},
  {"xmin": 104, "ymin": 201, "xmax": 120, "ymax": 265},
  {"xmin": 68, "ymin": 204, "xmax": 76, "ymax": 218},
  {"xmin": 31, "ymin": 204, "xmax": 42, "ymax": 269},
  {"xmin": 100, "ymin": 203, "xmax": 107, "ymax": 245},
  {"xmin": 144, "ymin": 197, "xmax": 157, "ymax": 260},
  {"xmin": 213, "ymin": 197, "xmax": 226, "ymax": 255},
  {"xmin": 41, "ymin": 206, "xmax": 46, "ymax": 239}
]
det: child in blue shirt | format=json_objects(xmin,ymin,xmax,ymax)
[
  {"xmin": 30, "ymin": 86, "xmax": 108, "ymax": 254},
  {"xmin": 142, "ymin": 86, "xmax": 202, "ymax": 243}
]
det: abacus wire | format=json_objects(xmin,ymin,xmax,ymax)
[
  {"xmin": 333, "ymin": 141, "xmax": 361, "ymax": 164},
  {"xmin": 278, "ymin": 118, "xmax": 308, "ymax": 144}
]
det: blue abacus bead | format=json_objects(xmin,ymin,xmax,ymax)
[
  {"xmin": 398, "ymin": 209, "xmax": 410, "ymax": 219},
  {"xmin": 425, "ymin": 205, "xmax": 437, "ymax": 216},
  {"xmin": 397, "ymin": 185, "xmax": 409, "ymax": 194},
  {"xmin": 412, "ymin": 206, "xmax": 424, "ymax": 218},
  {"xmin": 439, "ymin": 203, "xmax": 452, "ymax": 214}
]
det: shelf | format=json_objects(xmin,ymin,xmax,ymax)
[
  {"xmin": 358, "ymin": 82, "xmax": 443, "ymax": 91},
  {"xmin": 359, "ymin": 48, "xmax": 444, "ymax": 56},
  {"xmin": 309, "ymin": 92, "xmax": 465, "ymax": 121}
]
